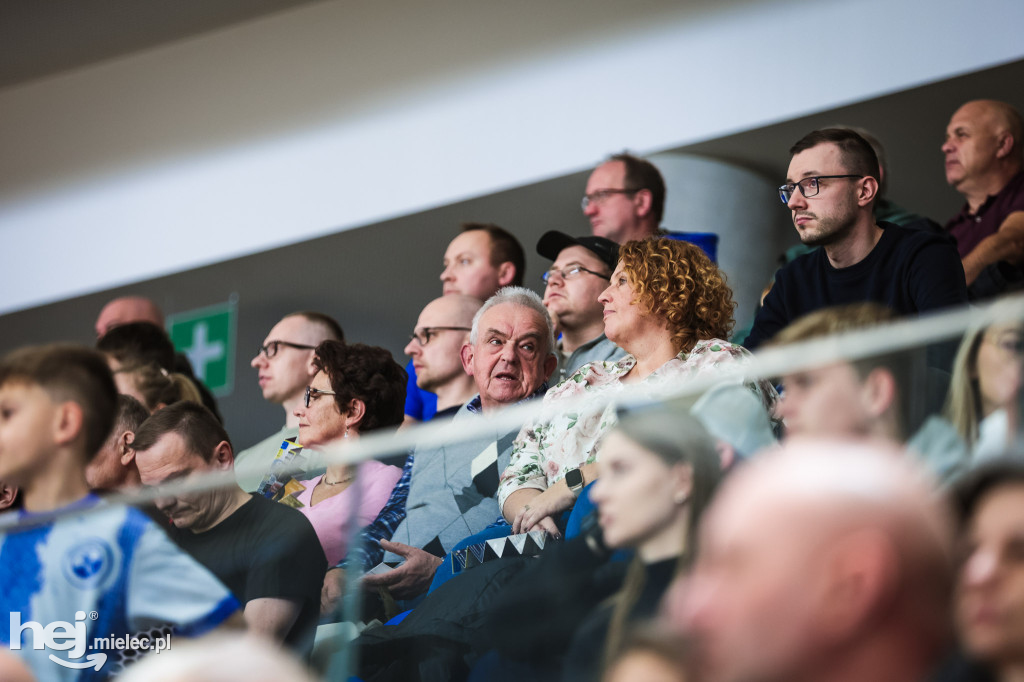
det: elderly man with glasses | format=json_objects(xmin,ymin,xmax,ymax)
[
  {"xmin": 537, "ymin": 230, "xmax": 626, "ymax": 382},
  {"xmin": 321, "ymin": 287, "xmax": 557, "ymax": 614},
  {"xmin": 235, "ymin": 311, "xmax": 345, "ymax": 492},
  {"xmin": 743, "ymin": 127, "xmax": 968, "ymax": 351}
]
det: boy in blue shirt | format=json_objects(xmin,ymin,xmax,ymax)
[{"xmin": 0, "ymin": 344, "xmax": 238, "ymax": 682}]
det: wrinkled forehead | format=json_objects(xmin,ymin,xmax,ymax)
[
  {"xmin": 477, "ymin": 303, "xmax": 547, "ymax": 342},
  {"xmin": 949, "ymin": 102, "xmax": 998, "ymax": 131}
]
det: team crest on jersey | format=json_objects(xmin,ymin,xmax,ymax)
[{"xmin": 63, "ymin": 538, "xmax": 115, "ymax": 589}]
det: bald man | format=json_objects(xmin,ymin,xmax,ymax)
[
  {"xmin": 95, "ymin": 296, "xmax": 164, "ymax": 338},
  {"xmin": 237, "ymin": 311, "xmax": 344, "ymax": 492},
  {"xmin": 402, "ymin": 295, "xmax": 483, "ymax": 420},
  {"xmin": 943, "ymin": 100, "xmax": 1024, "ymax": 299},
  {"xmin": 680, "ymin": 439, "xmax": 955, "ymax": 682}
]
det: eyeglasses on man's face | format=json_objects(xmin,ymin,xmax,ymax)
[
  {"xmin": 408, "ymin": 327, "xmax": 471, "ymax": 347},
  {"xmin": 304, "ymin": 385, "xmax": 337, "ymax": 408},
  {"xmin": 777, "ymin": 175, "xmax": 864, "ymax": 205},
  {"xmin": 541, "ymin": 264, "xmax": 610, "ymax": 284},
  {"xmin": 256, "ymin": 340, "xmax": 316, "ymax": 359},
  {"xmin": 581, "ymin": 188, "xmax": 641, "ymax": 211}
]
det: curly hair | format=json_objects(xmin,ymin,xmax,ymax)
[
  {"xmin": 313, "ymin": 341, "xmax": 407, "ymax": 433},
  {"xmin": 618, "ymin": 238, "xmax": 735, "ymax": 353}
]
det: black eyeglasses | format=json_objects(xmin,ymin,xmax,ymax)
[
  {"xmin": 304, "ymin": 385, "xmax": 337, "ymax": 407},
  {"xmin": 541, "ymin": 265, "xmax": 610, "ymax": 284},
  {"xmin": 256, "ymin": 340, "xmax": 316, "ymax": 359},
  {"xmin": 408, "ymin": 327, "xmax": 471, "ymax": 347},
  {"xmin": 778, "ymin": 175, "xmax": 863, "ymax": 205},
  {"xmin": 581, "ymin": 188, "xmax": 641, "ymax": 211}
]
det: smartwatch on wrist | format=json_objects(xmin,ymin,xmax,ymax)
[{"xmin": 565, "ymin": 467, "xmax": 585, "ymax": 497}]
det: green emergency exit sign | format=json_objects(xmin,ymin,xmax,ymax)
[{"xmin": 168, "ymin": 299, "xmax": 237, "ymax": 396}]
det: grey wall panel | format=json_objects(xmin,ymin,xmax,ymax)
[{"xmin": 0, "ymin": 171, "xmax": 596, "ymax": 450}]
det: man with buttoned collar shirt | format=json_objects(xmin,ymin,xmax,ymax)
[{"xmin": 942, "ymin": 99, "xmax": 1024, "ymax": 300}]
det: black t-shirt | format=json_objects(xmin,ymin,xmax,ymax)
[
  {"xmin": 169, "ymin": 494, "xmax": 327, "ymax": 658},
  {"xmin": 744, "ymin": 222, "xmax": 968, "ymax": 350}
]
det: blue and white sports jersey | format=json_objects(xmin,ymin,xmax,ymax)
[{"xmin": 0, "ymin": 496, "xmax": 238, "ymax": 682}]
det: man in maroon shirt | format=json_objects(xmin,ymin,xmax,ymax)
[{"xmin": 943, "ymin": 99, "xmax": 1024, "ymax": 299}]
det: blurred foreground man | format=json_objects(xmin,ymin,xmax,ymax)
[{"xmin": 680, "ymin": 439, "xmax": 955, "ymax": 682}]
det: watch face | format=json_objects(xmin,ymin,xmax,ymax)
[{"xmin": 565, "ymin": 468, "xmax": 584, "ymax": 489}]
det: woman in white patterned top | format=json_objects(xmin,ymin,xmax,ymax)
[{"xmin": 500, "ymin": 238, "xmax": 776, "ymax": 536}]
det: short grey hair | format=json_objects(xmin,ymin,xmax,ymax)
[{"xmin": 470, "ymin": 286, "xmax": 556, "ymax": 356}]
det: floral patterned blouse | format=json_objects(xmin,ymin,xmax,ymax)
[{"xmin": 496, "ymin": 339, "xmax": 776, "ymax": 510}]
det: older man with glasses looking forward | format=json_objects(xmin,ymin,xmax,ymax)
[
  {"xmin": 743, "ymin": 128, "xmax": 968, "ymax": 351},
  {"xmin": 235, "ymin": 311, "xmax": 345, "ymax": 492}
]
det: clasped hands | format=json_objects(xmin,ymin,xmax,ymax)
[{"xmin": 510, "ymin": 485, "xmax": 574, "ymax": 537}]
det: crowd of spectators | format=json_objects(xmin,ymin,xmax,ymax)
[{"xmin": 1, "ymin": 99, "xmax": 1024, "ymax": 682}]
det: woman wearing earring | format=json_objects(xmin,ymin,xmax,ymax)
[{"xmin": 291, "ymin": 341, "xmax": 406, "ymax": 565}]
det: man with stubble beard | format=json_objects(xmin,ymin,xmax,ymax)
[{"xmin": 744, "ymin": 127, "xmax": 968, "ymax": 351}]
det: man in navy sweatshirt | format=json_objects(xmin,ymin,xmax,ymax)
[{"xmin": 744, "ymin": 128, "xmax": 968, "ymax": 351}]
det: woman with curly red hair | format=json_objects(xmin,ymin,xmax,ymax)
[{"xmin": 499, "ymin": 238, "xmax": 776, "ymax": 536}]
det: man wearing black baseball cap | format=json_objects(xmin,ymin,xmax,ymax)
[{"xmin": 536, "ymin": 230, "xmax": 626, "ymax": 382}]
